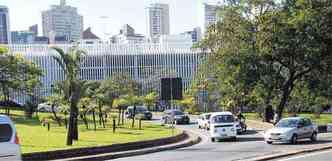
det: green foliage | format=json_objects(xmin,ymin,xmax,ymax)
[
  {"xmin": 0, "ymin": 46, "xmax": 42, "ymax": 100},
  {"xmin": 198, "ymin": 0, "xmax": 332, "ymax": 120}
]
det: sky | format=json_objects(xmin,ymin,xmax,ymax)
[{"xmin": 0, "ymin": 0, "xmax": 220, "ymax": 39}]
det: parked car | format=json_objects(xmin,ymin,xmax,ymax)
[
  {"xmin": 198, "ymin": 113, "xmax": 212, "ymax": 130},
  {"xmin": 264, "ymin": 117, "xmax": 318, "ymax": 144},
  {"xmin": 162, "ymin": 110, "xmax": 190, "ymax": 125},
  {"xmin": 37, "ymin": 103, "xmax": 59, "ymax": 113},
  {"xmin": 209, "ymin": 112, "xmax": 237, "ymax": 142},
  {"xmin": 0, "ymin": 115, "xmax": 21, "ymax": 161},
  {"xmin": 125, "ymin": 106, "xmax": 152, "ymax": 120}
]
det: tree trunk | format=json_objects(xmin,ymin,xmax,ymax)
[
  {"xmin": 98, "ymin": 102, "xmax": 105, "ymax": 128},
  {"xmin": 66, "ymin": 105, "xmax": 75, "ymax": 145},
  {"xmin": 131, "ymin": 105, "xmax": 136, "ymax": 128},
  {"xmin": 276, "ymin": 79, "xmax": 294, "ymax": 123},
  {"xmin": 118, "ymin": 107, "xmax": 121, "ymax": 126},
  {"xmin": 92, "ymin": 110, "xmax": 97, "ymax": 131},
  {"xmin": 83, "ymin": 112, "xmax": 89, "ymax": 129},
  {"xmin": 51, "ymin": 104, "xmax": 62, "ymax": 126},
  {"xmin": 121, "ymin": 106, "xmax": 125, "ymax": 125}
]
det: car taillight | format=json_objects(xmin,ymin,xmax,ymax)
[{"xmin": 14, "ymin": 133, "xmax": 20, "ymax": 145}]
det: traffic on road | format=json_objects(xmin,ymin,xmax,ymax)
[{"xmin": 112, "ymin": 111, "xmax": 332, "ymax": 161}]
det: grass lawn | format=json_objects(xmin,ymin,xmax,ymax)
[
  {"xmin": 244, "ymin": 112, "xmax": 332, "ymax": 125},
  {"xmin": 1, "ymin": 110, "xmax": 179, "ymax": 154}
]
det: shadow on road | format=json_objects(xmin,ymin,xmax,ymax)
[
  {"xmin": 273, "ymin": 139, "xmax": 332, "ymax": 146},
  {"xmin": 239, "ymin": 130, "xmax": 259, "ymax": 135}
]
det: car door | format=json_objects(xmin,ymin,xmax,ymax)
[
  {"xmin": 0, "ymin": 123, "xmax": 17, "ymax": 161},
  {"xmin": 297, "ymin": 119, "xmax": 307, "ymax": 139},
  {"xmin": 303, "ymin": 118, "xmax": 314, "ymax": 138}
]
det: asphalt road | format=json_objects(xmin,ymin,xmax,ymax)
[
  {"xmin": 111, "ymin": 118, "xmax": 332, "ymax": 161},
  {"xmin": 273, "ymin": 149, "xmax": 332, "ymax": 161}
]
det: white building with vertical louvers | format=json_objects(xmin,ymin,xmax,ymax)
[
  {"xmin": 42, "ymin": 0, "xmax": 83, "ymax": 42},
  {"xmin": 8, "ymin": 44, "xmax": 206, "ymax": 103}
]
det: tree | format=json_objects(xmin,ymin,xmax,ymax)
[
  {"xmin": 199, "ymin": 0, "xmax": 332, "ymax": 122},
  {"xmin": 51, "ymin": 45, "xmax": 86, "ymax": 145},
  {"xmin": 0, "ymin": 46, "xmax": 42, "ymax": 115},
  {"xmin": 143, "ymin": 92, "xmax": 158, "ymax": 111}
]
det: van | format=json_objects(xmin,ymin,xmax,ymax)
[
  {"xmin": 209, "ymin": 112, "xmax": 237, "ymax": 142},
  {"xmin": 0, "ymin": 115, "xmax": 21, "ymax": 161},
  {"xmin": 125, "ymin": 106, "xmax": 152, "ymax": 120}
]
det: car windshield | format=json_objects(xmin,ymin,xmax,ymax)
[
  {"xmin": 276, "ymin": 119, "xmax": 299, "ymax": 128},
  {"xmin": 128, "ymin": 107, "xmax": 147, "ymax": 113},
  {"xmin": 212, "ymin": 115, "xmax": 234, "ymax": 123},
  {"xmin": 0, "ymin": 124, "xmax": 12, "ymax": 142},
  {"xmin": 171, "ymin": 111, "xmax": 184, "ymax": 115}
]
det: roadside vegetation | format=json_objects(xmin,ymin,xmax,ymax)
[{"xmin": 2, "ymin": 110, "xmax": 178, "ymax": 154}]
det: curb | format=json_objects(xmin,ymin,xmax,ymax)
[
  {"xmin": 51, "ymin": 131, "xmax": 201, "ymax": 161},
  {"xmin": 245, "ymin": 143, "xmax": 332, "ymax": 161}
]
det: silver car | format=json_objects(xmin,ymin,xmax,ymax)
[{"xmin": 264, "ymin": 117, "xmax": 318, "ymax": 144}]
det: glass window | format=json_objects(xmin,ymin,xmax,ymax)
[
  {"xmin": 212, "ymin": 115, "xmax": 234, "ymax": 123},
  {"xmin": 0, "ymin": 124, "xmax": 13, "ymax": 142},
  {"xmin": 276, "ymin": 119, "xmax": 299, "ymax": 128}
]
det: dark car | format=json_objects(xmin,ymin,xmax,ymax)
[
  {"xmin": 125, "ymin": 106, "xmax": 153, "ymax": 120},
  {"xmin": 162, "ymin": 110, "xmax": 190, "ymax": 125}
]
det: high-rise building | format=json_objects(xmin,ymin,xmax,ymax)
[
  {"xmin": 0, "ymin": 5, "xmax": 10, "ymax": 44},
  {"xmin": 42, "ymin": 0, "xmax": 83, "ymax": 42},
  {"xmin": 147, "ymin": 3, "xmax": 170, "ymax": 40},
  {"xmin": 181, "ymin": 27, "xmax": 202, "ymax": 43},
  {"xmin": 29, "ymin": 24, "xmax": 38, "ymax": 36},
  {"xmin": 203, "ymin": 2, "xmax": 221, "ymax": 33},
  {"xmin": 11, "ymin": 31, "xmax": 35, "ymax": 44}
]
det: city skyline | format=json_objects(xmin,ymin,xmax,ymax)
[{"xmin": 1, "ymin": 0, "xmax": 221, "ymax": 39}]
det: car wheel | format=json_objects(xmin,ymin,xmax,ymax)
[
  {"xmin": 211, "ymin": 138, "xmax": 215, "ymax": 142},
  {"xmin": 266, "ymin": 141, "xmax": 273, "ymax": 144},
  {"xmin": 291, "ymin": 134, "xmax": 298, "ymax": 144},
  {"xmin": 198, "ymin": 125, "xmax": 201, "ymax": 129},
  {"xmin": 311, "ymin": 132, "xmax": 318, "ymax": 142}
]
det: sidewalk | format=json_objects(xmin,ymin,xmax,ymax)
[{"xmin": 246, "ymin": 120, "xmax": 274, "ymax": 131}]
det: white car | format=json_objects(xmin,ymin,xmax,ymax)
[
  {"xmin": 37, "ymin": 103, "xmax": 59, "ymax": 112},
  {"xmin": 197, "ymin": 113, "xmax": 211, "ymax": 130},
  {"xmin": 209, "ymin": 112, "xmax": 237, "ymax": 142},
  {"xmin": 264, "ymin": 117, "xmax": 318, "ymax": 144},
  {"xmin": 0, "ymin": 115, "xmax": 22, "ymax": 161}
]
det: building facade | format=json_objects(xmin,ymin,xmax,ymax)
[
  {"xmin": 111, "ymin": 24, "xmax": 146, "ymax": 44},
  {"xmin": 203, "ymin": 3, "xmax": 221, "ymax": 33},
  {"xmin": 42, "ymin": 0, "xmax": 83, "ymax": 42},
  {"xmin": 8, "ymin": 44, "xmax": 206, "ymax": 103},
  {"xmin": 11, "ymin": 31, "xmax": 35, "ymax": 44},
  {"xmin": 147, "ymin": 3, "xmax": 170, "ymax": 41},
  {"xmin": 0, "ymin": 5, "xmax": 10, "ymax": 44},
  {"xmin": 29, "ymin": 24, "xmax": 38, "ymax": 36},
  {"xmin": 181, "ymin": 27, "xmax": 202, "ymax": 43},
  {"xmin": 159, "ymin": 34, "xmax": 193, "ymax": 48}
]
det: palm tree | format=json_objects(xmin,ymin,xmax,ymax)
[{"xmin": 51, "ymin": 45, "xmax": 86, "ymax": 146}]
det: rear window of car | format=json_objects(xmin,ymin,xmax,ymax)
[
  {"xmin": 0, "ymin": 124, "xmax": 13, "ymax": 142},
  {"xmin": 212, "ymin": 115, "xmax": 234, "ymax": 123}
]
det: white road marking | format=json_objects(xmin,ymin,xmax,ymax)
[{"xmin": 276, "ymin": 150, "xmax": 332, "ymax": 161}]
